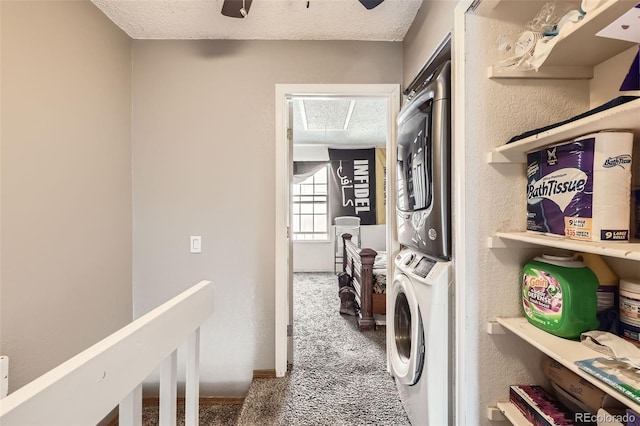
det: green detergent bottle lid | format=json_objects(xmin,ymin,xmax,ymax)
[{"xmin": 522, "ymin": 254, "xmax": 599, "ymax": 339}]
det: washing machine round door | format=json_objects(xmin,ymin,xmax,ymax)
[{"xmin": 389, "ymin": 273, "xmax": 425, "ymax": 386}]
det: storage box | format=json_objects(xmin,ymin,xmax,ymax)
[
  {"xmin": 527, "ymin": 132, "xmax": 633, "ymax": 241},
  {"xmin": 509, "ymin": 385, "xmax": 591, "ymax": 425},
  {"xmin": 541, "ymin": 356, "xmax": 625, "ymax": 414}
]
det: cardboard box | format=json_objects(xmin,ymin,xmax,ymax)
[{"xmin": 541, "ymin": 356, "xmax": 625, "ymax": 413}]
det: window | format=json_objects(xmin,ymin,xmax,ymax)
[{"xmin": 292, "ymin": 165, "xmax": 328, "ymax": 241}]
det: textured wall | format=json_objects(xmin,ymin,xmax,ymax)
[
  {"xmin": 131, "ymin": 40, "xmax": 402, "ymax": 396},
  {"xmin": 1, "ymin": 1, "xmax": 132, "ymax": 391}
]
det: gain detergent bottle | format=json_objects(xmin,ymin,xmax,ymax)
[{"xmin": 522, "ymin": 254, "xmax": 599, "ymax": 339}]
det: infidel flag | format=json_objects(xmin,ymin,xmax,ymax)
[{"xmin": 328, "ymin": 148, "xmax": 377, "ymax": 225}]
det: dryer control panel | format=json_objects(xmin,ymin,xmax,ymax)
[
  {"xmin": 397, "ymin": 250, "xmax": 437, "ymax": 279},
  {"xmin": 413, "ymin": 257, "xmax": 436, "ymax": 278}
]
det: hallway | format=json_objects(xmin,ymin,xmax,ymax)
[{"xmin": 137, "ymin": 272, "xmax": 407, "ymax": 425}]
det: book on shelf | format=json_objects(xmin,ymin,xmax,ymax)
[{"xmin": 575, "ymin": 357, "xmax": 640, "ymax": 404}]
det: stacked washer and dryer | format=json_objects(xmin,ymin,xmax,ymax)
[{"xmin": 389, "ymin": 39, "xmax": 453, "ymax": 425}]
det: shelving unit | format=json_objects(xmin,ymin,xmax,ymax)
[
  {"xmin": 489, "ymin": 232, "xmax": 640, "ymax": 261},
  {"xmin": 496, "ymin": 402, "xmax": 531, "ymax": 426},
  {"xmin": 467, "ymin": 0, "xmax": 640, "ymax": 423},
  {"xmin": 487, "ymin": 0, "xmax": 637, "ymax": 80},
  {"xmin": 487, "ymin": 97, "xmax": 640, "ymax": 163},
  {"xmin": 495, "ymin": 317, "xmax": 640, "ymax": 413}
]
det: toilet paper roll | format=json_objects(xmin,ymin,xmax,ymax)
[{"xmin": 526, "ymin": 132, "xmax": 633, "ymax": 241}]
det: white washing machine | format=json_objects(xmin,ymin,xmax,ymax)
[{"xmin": 389, "ymin": 247, "xmax": 452, "ymax": 425}]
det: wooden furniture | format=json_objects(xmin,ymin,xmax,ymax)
[
  {"xmin": 334, "ymin": 216, "xmax": 361, "ymax": 273},
  {"xmin": 341, "ymin": 233, "xmax": 386, "ymax": 331}
]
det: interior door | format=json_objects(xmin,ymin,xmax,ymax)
[{"xmin": 287, "ymin": 99, "xmax": 294, "ymax": 366}]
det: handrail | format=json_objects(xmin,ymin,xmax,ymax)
[{"xmin": 0, "ymin": 280, "xmax": 215, "ymax": 426}]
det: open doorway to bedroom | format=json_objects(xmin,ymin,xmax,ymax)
[
  {"xmin": 291, "ymin": 97, "xmax": 388, "ymax": 272},
  {"xmin": 274, "ymin": 84, "xmax": 401, "ymax": 376}
]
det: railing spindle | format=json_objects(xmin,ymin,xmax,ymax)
[
  {"xmin": 159, "ymin": 350, "xmax": 177, "ymax": 426},
  {"xmin": 119, "ymin": 383, "xmax": 142, "ymax": 426},
  {"xmin": 185, "ymin": 328, "xmax": 200, "ymax": 426}
]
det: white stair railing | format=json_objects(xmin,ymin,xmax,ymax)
[{"xmin": 0, "ymin": 280, "xmax": 214, "ymax": 426}]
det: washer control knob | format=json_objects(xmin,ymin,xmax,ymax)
[{"xmin": 405, "ymin": 253, "xmax": 415, "ymax": 265}]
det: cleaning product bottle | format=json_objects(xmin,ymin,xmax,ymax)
[
  {"xmin": 573, "ymin": 252, "xmax": 618, "ymax": 313},
  {"xmin": 522, "ymin": 254, "xmax": 599, "ymax": 339}
]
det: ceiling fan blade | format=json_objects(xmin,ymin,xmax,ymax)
[
  {"xmin": 358, "ymin": 0, "xmax": 384, "ymax": 9},
  {"xmin": 221, "ymin": 0, "xmax": 252, "ymax": 18}
]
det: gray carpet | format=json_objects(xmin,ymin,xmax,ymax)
[
  {"xmin": 236, "ymin": 272, "xmax": 410, "ymax": 425},
  {"xmin": 137, "ymin": 400, "xmax": 242, "ymax": 426}
]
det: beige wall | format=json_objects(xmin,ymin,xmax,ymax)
[
  {"xmin": 402, "ymin": 0, "xmax": 457, "ymax": 89},
  {"xmin": 132, "ymin": 40, "xmax": 402, "ymax": 395},
  {"xmin": 590, "ymin": 46, "xmax": 639, "ymax": 108},
  {"xmin": 1, "ymin": 1, "xmax": 132, "ymax": 391}
]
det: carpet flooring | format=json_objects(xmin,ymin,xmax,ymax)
[
  {"xmin": 235, "ymin": 272, "xmax": 409, "ymax": 425},
  {"xmin": 140, "ymin": 272, "xmax": 409, "ymax": 425}
]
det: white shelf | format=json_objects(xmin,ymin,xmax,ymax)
[
  {"xmin": 488, "ymin": 0, "xmax": 637, "ymax": 79},
  {"xmin": 496, "ymin": 402, "xmax": 532, "ymax": 426},
  {"xmin": 488, "ymin": 66, "xmax": 594, "ymax": 80},
  {"xmin": 487, "ymin": 98, "xmax": 640, "ymax": 163},
  {"xmin": 496, "ymin": 317, "xmax": 640, "ymax": 413},
  {"xmin": 491, "ymin": 232, "xmax": 640, "ymax": 261}
]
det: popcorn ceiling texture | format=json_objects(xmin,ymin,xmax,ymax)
[{"xmin": 91, "ymin": 0, "xmax": 422, "ymax": 40}]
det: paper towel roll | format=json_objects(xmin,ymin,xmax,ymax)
[{"xmin": 590, "ymin": 132, "xmax": 633, "ymax": 242}]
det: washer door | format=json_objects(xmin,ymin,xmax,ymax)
[{"xmin": 389, "ymin": 273, "xmax": 425, "ymax": 386}]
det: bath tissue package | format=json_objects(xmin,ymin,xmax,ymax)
[{"xmin": 526, "ymin": 132, "xmax": 633, "ymax": 241}]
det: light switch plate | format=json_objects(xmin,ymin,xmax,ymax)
[{"xmin": 190, "ymin": 236, "xmax": 202, "ymax": 253}]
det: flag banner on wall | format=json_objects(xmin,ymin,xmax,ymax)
[
  {"xmin": 328, "ymin": 148, "xmax": 377, "ymax": 225},
  {"xmin": 375, "ymin": 147, "xmax": 386, "ymax": 225}
]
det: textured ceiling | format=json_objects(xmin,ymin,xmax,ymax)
[
  {"xmin": 91, "ymin": 0, "xmax": 423, "ymax": 41},
  {"xmin": 293, "ymin": 98, "xmax": 387, "ymax": 146}
]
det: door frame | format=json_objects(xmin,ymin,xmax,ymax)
[{"xmin": 274, "ymin": 84, "xmax": 401, "ymax": 377}]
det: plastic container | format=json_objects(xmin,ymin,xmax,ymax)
[
  {"xmin": 574, "ymin": 252, "xmax": 618, "ymax": 312},
  {"xmin": 522, "ymin": 254, "xmax": 599, "ymax": 339},
  {"xmin": 619, "ymin": 279, "xmax": 640, "ymax": 344}
]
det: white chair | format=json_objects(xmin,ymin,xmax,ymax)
[{"xmin": 334, "ymin": 216, "xmax": 361, "ymax": 272}]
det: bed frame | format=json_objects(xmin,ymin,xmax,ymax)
[{"xmin": 341, "ymin": 233, "xmax": 386, "ymax": 331}]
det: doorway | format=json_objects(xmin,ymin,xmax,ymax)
[{"xmin": 274, "ymin": 84, "xmax": 401, "ymax": 376}]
